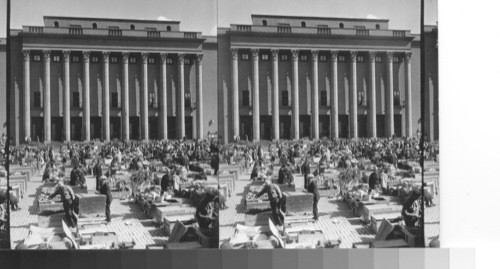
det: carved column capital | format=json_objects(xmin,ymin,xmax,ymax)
[
  {"xmin": 42, "ymin": 50, "xmax": 51, "ymax": 62},
  {"xmin": 230, "ymin": 48, "xmax": 239, "ymax": 60},
  {"xmin": 386, "ymin": 51, "xmax": 394, "ymax": 63},
  {"xmin": 330, "ymin": 50, "xmax": 339, "ymax": 62},
  {"xmin": 404, "ymin": 52, "xmax": 412, "ymax": 63},
  {"xmin": 368, "ymin": 51, "xmax": 377, "ymax": 63},
  {"xmin": 62, "ymin": 51, "xmax": 71, "ymax": 62},
  {"xmin": 82, "ymin": 51, "xmax": 91, "ymax": 63},
  {"xmin": 196, "ymin": 54, "xmax": 203, "ymax": 64},
  {"xmin": 178, "ymin": 53, "xmax": 186, "ymax": 64},
  {"xmin": 102, "ymin": 51, "xmax": 110, "ymax": 63},
  {"xmin": 160, "ymin": 53, "xmax": 168, "ymax": 64},
  {"xmin": 122, "ymin": 52, "xmax": 130, "ymax": 64},
  {"xmin": 271, "ymin": 49, "xmax": 279, "ymax": 61},
  {"xmin": 251, "ymin": 48, "xmax": 259, "ymax": 60},
  {"xmin": 22, "ymin": 50, "xmax": 31, "ymax": 61},
  {"xmin": 349, "ymin": 51, "xmax": 358, "ymax": 62},
  {"xmin": 311, "ymin": 50, "xmax": 319, "ymax": 61},
  {"xmin": 291, "ymin": 49, "xmax": 299, "ymax": 60}
]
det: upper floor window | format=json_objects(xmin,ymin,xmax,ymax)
[
  {"xmin": 280, "ymin": 54, "xmax": 289, "ymax": 61},
  {"xmin": 319, "ymin": 55, "xmax": 327, "ymax": 62},
  {"xmin": 184, "ymin": 93, "xmax": 191, "ymax": 108},
  {"xmin": 53, "ymin": 55, "xmax": 60, "ymax": 62},
  {"xmin": 33, "ymin": 55, "xmax": 41, "ymax": 62},
  {"xmin": 376, "ymin": 56, "xmax": 382, "ymax": 63},
  {"xmin": 130, "ymin": 57, "xmax": 137, "ymax": 64},
  {"xmin": 394, "ymin": 91, "xmax": 401, "ymax": 106},
  {"xmin": 110, "ymin": 56, "xmax": 118, "ymax": 63},
  {"xmin": 357, "ymin": 56, "xmax": 364, "ymax": 62},
  {"xmin": 148, "ymin": 57, "xmax": 155, "ymax": 64},
  {"xmin": 241, "ymin": 53, "xmax": 249, "ymax": 60},
  {"xmin": 184, "ymin": 58, "xmax": 191, "ymax": 65},
  {"xmin": 320, "ymin": 91, "xmax": 328, "ymax": 106},
  {"xmin": 301, "ymin": 21, "xmax": 306, "ymax": 27},
  {"xmin": 166, "ymin": 58, "xmax": 173, "ymax": 64},
  {"xmin": 376, "ymin": 24, "xmax": 380, "ymax": 30},
  {"xmin": 394, "ymin": 56, "xmax": 400, "ymax": 63},
  {"xmin": 130, "ymin": 24, "xmax": 135, "ymax": 30},
  {"xmin": 54, "ymin": 21, "xmax": 59, "ymax": 28},
  {"xmin": 167, "ymin": 26, "xmax": 172, "ymax": 31},
  {"xmin": 300, "ymin": 54, "xmax": 308, "ymax": 61},
  {"xmin": 262, "ymin": 20, "xmax": 267, "ymax": 26},
  {"xmin": 338, "ymin": 55, "xmax": 346, "ymax": 62},
  {"xmin": 339, "ymin": 23, "xmax": 344, "ymax": 29},
  {"xmin": 282, "ymin": 91, "xmax": 289, "ymax": 106},
  {"xmin": 92, "ymin": 23, "xmax": 97, "ymax": 29},
  {"xmin": 261, "ymin": 54, "xmax": 269, "ymax": 61},
  {"xmin": 33, "ymin": 92, "xmax": 41, "ymax": 108},
  {"xmin": 72, "ymin": 92, "xmax": 80, "ymax": 108},
  {"xmin": 111, "ymin": 93, "xmax": 119, "ymax": 108},
  {"xmin": 91, "ymin": 56, "xmax": 99, "ymax": 63},
  {"xmin": 71, "ymin": 56, "xmax": 80, "ymax": 63}
]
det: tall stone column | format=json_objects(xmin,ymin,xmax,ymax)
[
  {"xmin": 141, "ymin": 52, "xmax": 149, "ymax": 140},
  {"xmin": 177, "ymin": 54, "xmax": 186, "ymax": 139},
  {"xmin": 291, "ymin": 50, "xmax": 299, "ymax": 140},
  {"xmin": 349, "ymin": 51, "xmax": 358, "ymax": 139},
  {"xmin": 230, "ymin": 49, "xmax": 240, "ymax": 141},
  {"xmin": 311, "ymin": 50, "xmax": 319, "ymax": 140},
  {"xmin": 121, "ymin": 52, "xmax": 130, "ymax": 141},
  {"xmin": 330, "ymin": 50, "xmax": 339, "ymax": 139},
  {"xmin": 160, "ymin": 53, "xmax": 168, "ymax": 140},
  {"xmin": 385, "ymin": 52, "xmax": 395, "ymax": 137},
  {"xmin": 22, "ymin": 50, "xmax": 31, "ymax": 142},
  {"xmin": 83, "ymin": 51, "xmax": 91, "ymax": 141},
  {"xmin": 251, "ymin": 48, "xmax": 260, "ymax": 141},
  {"xmin": 62, "ymin": 51, "xmax": 71, "ymax": 141},
  {"xmin": 368, "ymin": 51, "xmax": 377, "ymax": 138},
  {"xmin": 404, "ymin": 52, "xmax": 412, "ymax": 137},
  {"xmin": 102, "ymin": 51, "xmax": 110, "ymax": 141},
  {"xmin": 43, "ymin": 50, "xmax": 51, "ymax": 142},
  {"xmin": 271, "ymin": 49, "xmax": 280, "ymax": 140},
  {"xmin": 196, "ymin": 54, "xmax": 203, "ymax": 140}
]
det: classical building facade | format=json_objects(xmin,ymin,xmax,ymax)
[
  {"xmin": 218, "ymin": 15, "xmax": 438, "ymax": 143},
  {"xmin": 9, "ymin": 16, "xmax": 218, "ymax": 144}
]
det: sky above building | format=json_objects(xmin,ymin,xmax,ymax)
[{"xmin": 1, "ymin": 0, "xmax": 437, "ymax": 37}]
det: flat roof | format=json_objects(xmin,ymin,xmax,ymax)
[
  {"xmin": 43, "ymin": 16, "xmax": 181, "ymax": 24},
  {"xmin": 251, "ymin": 14, "xmax": 389, "ymax": 22}
]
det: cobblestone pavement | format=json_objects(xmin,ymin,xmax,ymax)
[
  {"xmin": 424, "ymin": 162, "xmax": 440, "ymax": 247},
  {"xmin": 10, "ymin": 171, "xmax": 169, "ymax": 249},
  {"xmin": 219, "ymin": 170, "xmax": 377, "ymax": 248}
]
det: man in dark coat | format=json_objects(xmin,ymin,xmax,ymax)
[
  {"xmin": 195, "ymin": 191, "xmax": 216, "ymax": 230},
  {"xmin": 255, "ymin": 179, "xmax": 284, "ymax": 226},
  {"xmin": 301, "ymin": 158, "xmax": 311, "ymax": 189},
  {"xmin": 93, "ymin": 159, "xmax": 103, "ymax": 191},
  {"xmin": 99, "ymin": 176, "xmax": 113, "ymax": 223},
  {"xmin": 368, "ymin": 167, "xmax": 382, "ymax": 195},
  {"xmin": 160, "ymin": 170, "xmax": 174, "ymax": 196},
  {"xmin": 48, "ymin": 181, "xmax": 78, "ymax": 227},
  {"xmin": 307, "ymin": 175, "xmax": 320, "ymax": 221}
]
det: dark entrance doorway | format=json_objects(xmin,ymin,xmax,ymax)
[
  {"xmin": 358, "ymin": 115, "xmax": 368, "ymax": 138},
  {"xmin": 51, "ymin": 117, "xmax": 63, "ymax": 141},
  {"xmin": 149, "ymin": 117, "xmax": 158, "ymax": 140},
  {"xmin": 376, "ymin": 115, "xmax": 385, "ymax": 138},
  {"xmin": 32, "ymin": 117, "xmax": 44, "ymax": 142},
  {"xmin": 167, "ymin": 117, "xmax": 176, "ymax": 139},
  {"xmin": 129, "ymin": 117, "xmax": 140, "ymax": 140},
  {"xmin": 338, "ymin": 115, "xmax": 349, "ymax": 138},
  {"xmin": 90, "ymin": 117, "xmax": 101, "ymax": 140},
  {"xmin": 319, "ymin": 115, "xmax": 330, "ymax": 139},
  {"xmin": 394, "ymin": 114, "xmax": 402, "ymax": 137},
  {"xmin": 70, "ymin": 117, "xmax": 82, "ymax": 141},
  {"xmin": 110, "ymin": 117, "xmax": 121, "ymax": 140},
  {"xmin": 185, "ymin": 116, "xmax": 193, "ymax": 139},
  {"xmin": 279, "ymin": 115, "xmax": 291, "ymax": 140},
  {"xmin": 260, "ymin": 116, "xmax": 272, "ymax": 140},
  {"xmin": 299, "ymin": 115, "xmax": 311, "ymax": 139},
  {"xmin": 240, "ymin": 116, "xmax": 253, "ymax": 141}
]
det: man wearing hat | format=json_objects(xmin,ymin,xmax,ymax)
[
  {"xmin": 307, "ymin": 174, "xmax": 320, "ymax": 221},
  {"xmin": 195, "ymin": 191, "xmax": 216, "ymax": 230},
  {"xmin": 401, "ymin": 189, "xmax": 422, "ymax": 227},
  {"xmin": 99, "ymin": 176, "xmax": 113, "ymax": 223},
  {"xmin": 48, "ymin": 180, "xmax": 78, "ymax": 227},
  {"xmin": 93, "ymin": 158, "xmax": 103, "ymax": 191},
  {"xmin": 255, "ymin": 178, "xmax": 284, "ymax": 226}
]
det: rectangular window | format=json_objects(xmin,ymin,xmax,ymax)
[
  {"xmin": 33, "ymin": 92, "xmax": 41, "ymax": 108},
  {"xmin": 338, "ymin": 55, "xmax": 346, "ymax": 62},
  {"xmin": 300, "ymin": 55, "xmax": 308, "ymax": 61},
  {"xmin": 394, "ymin": 56, "xmax": 400, "ymax": 63},
  {"xmin": 91, "ymin": 56, "xmax": 99, "ymax": 63},
  {"xmin": 53, "ymin": 55, "xmax": 60, "ymax": 62},
  {"xmin": 376, "ymin": 56, "xmax": 382, "ymax": 63},
  {"xmin": 148, "ymin": 57, "xmax": 155, "ymax": 64},
  {"xmin": 111, "ymin": 92, "xmax": 119, "ymax": 108},
  {"xmin": 71, "ymin": 56, "xmax": 80, "ymax": 63},
  {"xmin": 130, "ymin": 57, "xmax": 137, "ymax": 64},
  {"xmin": 111, "ymin": 57, "xmax": 118, "ymax": 63},
  {"xmin": 281, "ymin": 91, "xmax": 289, "ymax": 106},
  {"xmin": 241, "ymin": 53, "xmax": 249, "ymax": 60},
  {"xmin": 319, "ymin": 55, "xmax": 327, "ymax": 62},
  {"xmin": 357, "ymin": 56, "xmax": 364, "ymax": 62},
  {"xmin": 149, "ymin": 93, "xmax": 157, "ymax": 108},
  {"xmin": 261, "ymin": 54, "xmax": 269, "ymax": 61},
  {"xmin": 184, "ymin": 93, "xmax": 191, "ymax": 108},
  {"xmin": 72, "ymin": 92, "xmax": 80, "ymax": 108},
  {"xmin": 166, "ymin": 58, "xmax": 173, "ymax": 64},
  {"xmin": 184, "ymin": 59, "xmax": 191, "ymax": 65},
  {"xmin": 242, "ymin": 90, "xmax": 250, "ymax": 106},
  {"xmin": 358, "ymin": 91, "xmax": 366, "ymax": 106},
  {"xmin": 33, "ymin": 55, "xmax": 41, "ymax": 62},
  {"xmin": 320, "ymin": 91, "xmax": 328, "ymax": 106},
  {"xmin": 394, "ymin": 91, "xmax": 401, "ymax": 106},
  {"xmin": 280, "ymin": 54, "xmax": 289, "ymax": 61}
]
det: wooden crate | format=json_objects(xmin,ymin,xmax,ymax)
[
  {"xmin": 162, "ymin": 215, "xmax": 195, "ymax": 235},
  {"xmin": 282, "ymin": 192, "xmax": 313, "ymax": 213},
  {"xmin": 370, "ymin": 212, "xmax": 402, "ymax": 233},
  {"xmin": 153, "ymin": 205, "xmax": 196, "ymax": 224},
  {"xmin": 75, "ymin": 193, "xmax": 106, "ymax": 216},
  {"xmin": 362, "ymin": 204, "xmax": 401, "ymax": 221},
  {"xmin": 37, "ymin": 200, "xmax": 64, "ymax": 214},
  {"xmin": 218, "ymin": 174, "xmax": 235, "ymax": 196},
  {"xmin": 245, "ymin": 199, "xmax": 270, "ymax": 213},
  {"xmin": 195, "ymin": 229, "xmax": 218, "ymax": 248}
]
